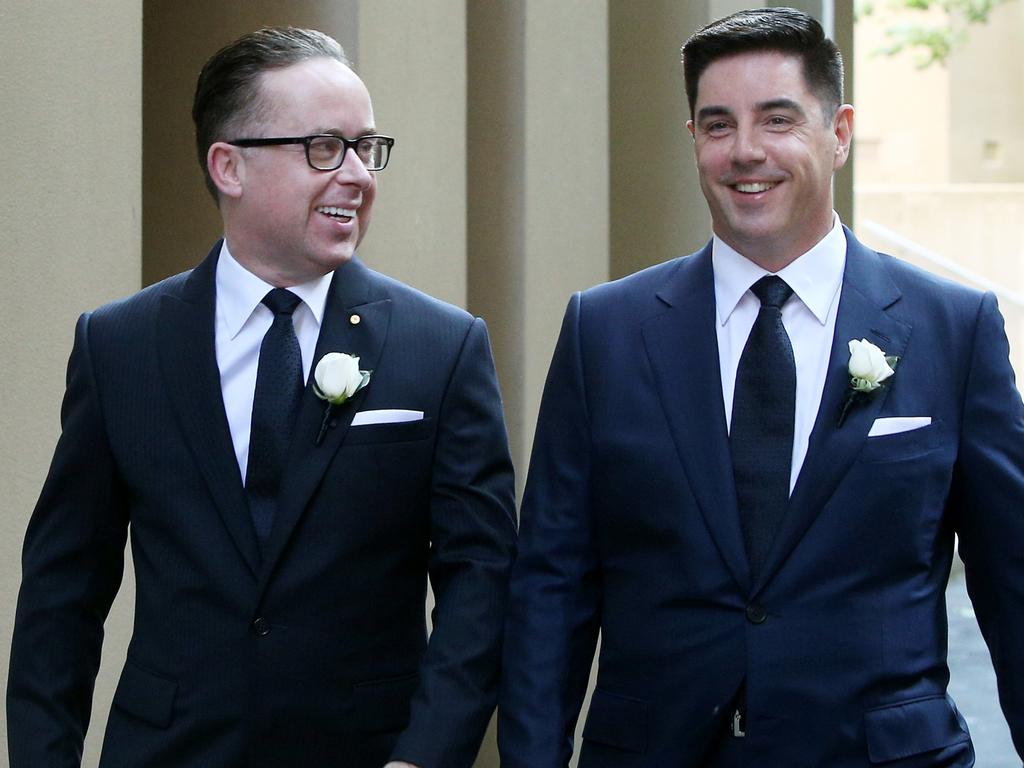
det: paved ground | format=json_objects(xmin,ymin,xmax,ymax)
[{"xmin": 946, "ymin": 561, "xmax": 1019, "ymax": 766}]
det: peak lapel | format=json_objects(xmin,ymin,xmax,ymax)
[
  {"xmin": 641, "ymin": 246, "xmax": 751, "ymax": 591},
  {"xmin": 754, "ymin": 230, "xmax": 912, "ymax": 593},
  {"xmin": 258, "ymin": 259, "xmax": 392, "ymax": 584},
  {"xmin": 157, "ymin": 244, "xmax": 261, "ymax": 577}
]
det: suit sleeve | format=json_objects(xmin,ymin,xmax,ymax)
[
  {"xmin": 389, "ymin": 317, "xmax": 518, "ymax": 768},
  {"xmin": 498, "ymin": 293, "xmax": 602, "ymax": 768},
  {"xmin": 951, "ymin": 292, "xmax": 1024, "ymax": 759},
  {"xmin": 7, "ymin": 313, "xmax": 129, "ymax": 768}
]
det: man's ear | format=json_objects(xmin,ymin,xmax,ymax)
[
  {"xmin": 832, "ymin": 104, "xmax": 854, "ymax": 170},
  {"xmin": 686, "ymin": 119, "xmax": 696, "ymax": 141},
  {"xmin": 207, "ymin": 142, "xmax": 245, "ymax": 199}
]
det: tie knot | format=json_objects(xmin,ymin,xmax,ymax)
[
  {"xmin": 262, "ymin": 288, "xmax": 302, "ymax": 316},
  {"xmin": 750, "ymin": 275, "xmax": 793, "ymax": 309}
]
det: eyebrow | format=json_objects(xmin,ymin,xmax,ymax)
[
  {"xmin": 695, "ymin": 105, "xmax": 734, "ymax": 123},
  {"xmin": 314, "ymin": 126, "xmax": 378, "ymax": 137},
  {"xmin": 755, "ymin": 98, "xmax": 806, "ymax": 117},
  {"xmin": 696, "ymin": 98, "xmax": 807, "ymax": 124}
]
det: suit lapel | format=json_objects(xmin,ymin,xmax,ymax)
[
  {"xmin": 753, "ymin": 229, "xmax": 912, "ymax": 593},
  {"xmin": 258, "ymin": 258, "xmax": 392, "ymax": 585},
  {"xmin": 158, "ymin": 243, "xmax": 261, "ymax": 577},
  {"xmin": 642, "ymin": 245, "xmax": 751, "ymax": 591}
]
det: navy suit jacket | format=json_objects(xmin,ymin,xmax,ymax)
[
  {"xmin": 8, "ymin": 245, "xmax": 517, "ymax": 768},
  {"xmin": 498, "ymin": 229, "xmax": 1024, "ymax": 767}
]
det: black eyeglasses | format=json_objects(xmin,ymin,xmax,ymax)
[{"xmin": 228, "ymin": 134, "xmax": 395, "ymax": 171}]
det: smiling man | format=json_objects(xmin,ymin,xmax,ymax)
[
  {"xmin": 499, "ymin": 7, "xmax": 1024, "ymax": 766},
  {"xmin": 8, "ymin": 27, "xmax": 516, "ymax": 768}
]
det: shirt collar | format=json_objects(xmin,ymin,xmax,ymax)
[
  {"xmin": 712, "ymin": 213, "xmax": 847, "ymax": 326},
  {"xmin": 216, "ymin": 240, "xmax": 333, "ymax": 339}
]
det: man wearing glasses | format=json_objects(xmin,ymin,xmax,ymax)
[{"xmin": 8, "ymin": 27, "xmax": 516, "ymax": 768}]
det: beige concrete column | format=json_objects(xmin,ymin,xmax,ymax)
[
  {"xmin": 468, "ymin": 0, "xmax": 610, "ymax": 492},
  {"xmin": 468, "ymin": 7, "xmax": 609, "ymax": 761},
  {"xmin": 0, "ymin": 1, "xmax": 142, "ymax": 764},
  {"xmin": 609, "ymin": 2, "xmax": 714, "ymax": 280},
  {"xmin": 356, "ymin": 1, "xmax": 468, "ymax": 307}
]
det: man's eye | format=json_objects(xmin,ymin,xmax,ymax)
[
  {"xmin": 308, "ymin": 137, "xmax": 342, "ymax": 162},
  {"xmin": 704, "ymin": 121, "xmax": 730, "ymax": 135},
  {"xmin": 356, "ymin": 138, "xmax": 381, "ymax": 161},
  {"xmin": 767, "ymin": 116, "xmax": 791, "ymax": 128}
]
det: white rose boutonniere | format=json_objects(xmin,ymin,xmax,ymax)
[
  {"xmin": 312, "ymin": 352, "xmax": 372, "ymax": 445},
  {"xmin": 837, "ymin": 338, "xmax": 898, "ymax": 426}
]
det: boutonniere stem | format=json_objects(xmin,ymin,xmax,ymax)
[
  {"xmin": 837, "ymin": 338, "xmax": 898, "ymax": 427},
  {"xmin": 312, "ymin": 352, "xmax": 372, "ymax": 445}
]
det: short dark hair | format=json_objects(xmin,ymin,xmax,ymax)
[
  {"xmin": 681, "ymin": 7, "xmax": 843, "ymax": 120},
  {"xmin": 192, "ymin": 26, "xmax": 351, "ymax": 200}
]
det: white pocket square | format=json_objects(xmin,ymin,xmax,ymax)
[
  {"xmin": 867, "ymin": 416, "xmax": 931, "ymax": 437},
  {"xmin": 350, "ymin": 409, "xmax": 424, "ymax": 426}
]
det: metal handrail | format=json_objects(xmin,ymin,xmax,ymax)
[{"xmin": 862, "ymin": 219, "xmax": 1024, "ymax": 310}]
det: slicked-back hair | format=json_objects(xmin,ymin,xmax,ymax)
[
  {"xmin": 192, "ymin": 26, "xmax": 351, "ymax": 200},
  {"xmin": 681, "ymin": 7, "xmax": 843, "ymax": 122}
]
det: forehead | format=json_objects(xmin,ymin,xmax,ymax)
[
  {"xmin": 695, "ymin": 50, "xmax": 811, "ymax": 108},
  {"xmin": 255, "ymin": 56, "xmax": 374, "ymax": 131}
]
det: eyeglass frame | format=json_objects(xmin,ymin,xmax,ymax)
[{"xmin": 227, "ymin": 133, "xmax": 396, "ymax": 172}]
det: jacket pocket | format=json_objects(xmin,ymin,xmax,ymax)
[
  {"xmin": 352, "ymin": 672, "xmax": 419, "ymax": 732},
  {"xmin": 864, "ymin": 694, "xmax": 969, "ymax": 763},
  {"xmin": 112, "ymin": 659, "xmax": 177, "ymax": 728},
  {"xmin": 858, "ymin": 421, "xmax": 941, "ymax": 464},
  {"xmin": 345, "ymin": 418, "xmax": 434, "ymax": 445},
  {"xmin": 582, "ymin": 688, "xmax": 648, "ymax": 754}
]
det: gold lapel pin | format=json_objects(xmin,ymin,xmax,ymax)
[{"xmin": 349, "ymin": 313, "xmax": 361, "ymax": 326}]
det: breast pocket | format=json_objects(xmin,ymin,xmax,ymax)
[
  {"xmin": 858, "ymin": 420, "xmax": 942, "ymax": 464},
  {"xmin": 344, "ymin": 417, "xmax": 434, "ymax": 445}
]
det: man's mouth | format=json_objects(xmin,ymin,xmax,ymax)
[
  {"xmin": 316, "ymin": 205, "xmax": 357, "ymax": 221},
  {"xmin": 732, "ymin": 182, "xmax": 777, "ymax": 194}
]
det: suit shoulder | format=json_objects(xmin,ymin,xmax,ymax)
[
  {"xmin": 364, "ymin": 266, "xmax": 476, "ymax": 327},
  {"xmin": 877, "ymin": 251, "xmax": 979, "ymax": 299},
  {"xmin": 580, "ymin": 254, "xmax": 691, "ymax": 305},
  {"xmin": 89, "ymin": 270, "xmax": 192, "ymax": 320},
  {"xmin": 873, "ymin": 251, "xmax": 989, "ymax": 320},
  {"xmin": 84, "ymin": 269, "xmax": 193, "ymax": 337}
]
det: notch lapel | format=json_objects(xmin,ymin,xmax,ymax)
[
  {"xmin": 642, "ymin": 245, "xmax": 751, "ymax": 591},
  {"xmin": 158, "ymin": 244, "xmax": 261, "ymax": 577},
  {"xmin": 753, "ymin": 230, "xmax": 912, "ymax": 593},
  {"xmin": 257, "ymin": 258, "xmax": 392, "ymax": 585}
]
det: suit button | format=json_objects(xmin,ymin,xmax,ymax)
[
  {"xmin": 252, "ymin": 617, "xmax": 271, "ymax": 636},
  {"xmin": 745, "ymin": 604, "xmax": 767, "ymax": 624}
]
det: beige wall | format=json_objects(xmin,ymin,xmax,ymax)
[
  {"xmin": 949, "ymin": 0, "xmax": 1024, "ymax": 182},
  {"xmin": 857, "ymin": 184, "xmax": 1024, "ymax": 375},
  {"xmin": 0, "ymin": 0, "xmax": 143, "ymax": 763},
  {"xmin": 855, "ymin": 0, "xmax": 1024, "ymax": 186},
  {"xmin": 854, "ymin": 6, "xmax": 952, "ymax": 185}
]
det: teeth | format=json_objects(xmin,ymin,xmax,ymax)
[
  {"xmin": 734, "ymin": 182, "xmax": 776, "ymax": 193},
  {"xmin": 317, "ymin": 206, "xmax": 356, "ymax": 218}
]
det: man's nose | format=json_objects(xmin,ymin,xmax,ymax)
[
  {"xmin": 731, "ymin": 125, "xmax": 767, "ymax": 165},
  {"xmin": 334, "ymin": 148, "xmax": 373, "ymax": 187}
]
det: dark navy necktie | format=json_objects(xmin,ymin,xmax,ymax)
[
  {"xmin": 730, "ymin": 275, "xmax": 795, "ymax": 581},
  {"xmin": 246, "ymin": 288, "xmax": 303, "ymax": 546}
]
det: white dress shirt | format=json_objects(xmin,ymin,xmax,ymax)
[
  {"xmin": 214, "ymin": 241, "xmax": 332, "ymax": 482},
  {"xmin": 713, "ymin": 214, "xmax": 847, "ymax": 493}
]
